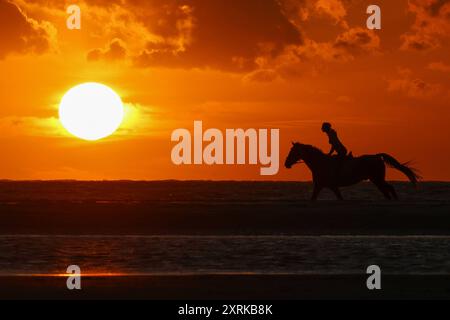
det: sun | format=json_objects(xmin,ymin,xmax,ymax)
[{"xmin": 59, "ymin": 83, "xmax": 124, "ymax": 141}]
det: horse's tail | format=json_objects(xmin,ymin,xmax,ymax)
[{"xmin": 378, "ymin": 153, "xmax": 421, "ymax": 186}]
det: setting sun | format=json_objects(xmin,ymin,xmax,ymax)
[{"xmin": 59, "ymin": 83, "xmax": 124, "ymax": 141}]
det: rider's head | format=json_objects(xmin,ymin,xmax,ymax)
[{"xmin": 321, "ymin": 122, "xmax": 332, "ymax": 133}]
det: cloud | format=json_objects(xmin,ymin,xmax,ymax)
[
  {"xmin": 12, "ymin": 0, "xmax": 379, "ymax": 79},
  {"xmin": 333, "ymin": 27, "xmax": 380, "ymax": 57},
  {"xmin": 87, "ymin": 38, "xmax": 127, "ymax": 61},
  {"xmin": 117, "ymin": 102, "xmax": 158, "ymax": 137},
  {"xmin": 284, "ymin": 27, "xmax": 380, "ymax": 63},
  {"xmin": 314, "ymin": 0, "xmax": 348, "ymax": 28},
  {"xmin": 243, "ymin": 27, "xmax": 380, "ymax": 83},
  {"xmin": 233, "ymin": 0, "xmax": 379, "ymax": 82},
  {"xmin": 0, "ymin": 0, "xmax": 56, "ymax": 59},
  {"xmin": 279, "ymin": 0, "xmax": 349, "ymax": 28},
  {"xmin": 242, "ymin": 69, "xmax": 280, "ymax": 83},
  {"xmin": 387, "ymin": 68, "xmax": 443, "ymax": 99},
  {"xmin": 0, "ymin": 116, "xmax": 62, "ymax": 137},
  {"xmin": 401, "ymin": 0, "xmax": 450, "ymax": 51},
  {"xmin": 0, "ymin": 103, "xmax": 158, "ymax": 139},
  {"xmin": 32, "ymin": 0, "xmax": 301, "ymax": 72},
  {"xmin": 132, "ymin": 0, "xmax": 302, "ymax": 72}
]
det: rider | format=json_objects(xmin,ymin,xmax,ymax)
[{"xmin": 321, "ymin": 122, "xmax": 348, "ymax": 159}]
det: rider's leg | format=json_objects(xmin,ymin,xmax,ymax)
[{"xmin": 336, "ymin": 152, "xmax": 346, "ymax": 181}]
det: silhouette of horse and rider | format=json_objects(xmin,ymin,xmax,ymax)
[{"xmin": 285, "ymin": 123, "xmax": 420, "ymax": 200}]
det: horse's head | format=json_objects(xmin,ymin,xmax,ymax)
[{"xmin": 285, "ymin": 142, "xmax": 303, "ymax": 169}]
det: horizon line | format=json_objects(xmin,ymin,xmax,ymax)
[{"xmin": 0, "ymin": 179, "xmax": 448, "ymax": 183}]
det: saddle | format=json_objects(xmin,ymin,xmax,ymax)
[{"xmin": 329, "ymin": 151, "xmax": 354, "ymax": 160}]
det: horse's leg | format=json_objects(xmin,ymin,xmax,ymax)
[
  {"xmin": 386, "ymin": 183, "xmax": 398, "ymax": 200},
  {"xmin": 371, "ymin": 179, "xmax": 392, "ymax": 200},
  {"xmin": 311, "ymin": 183, "xmax": 322, "ymax": 201},
  {"xmin": 331, "ymin": 187, "xmax": 344, "ymax": 200}
]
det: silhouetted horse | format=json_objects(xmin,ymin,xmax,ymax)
[{"xmin": 285, "ymin": 143, "xmax": 420, "ymax": 200}]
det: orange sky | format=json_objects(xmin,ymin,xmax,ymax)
[{"xmin": 0, "ymin": 0, "xmax": 449, "ymax": 181}]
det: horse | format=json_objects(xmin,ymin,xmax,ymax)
[{"xmin": 284, "ymin": 142, "xmax": 421, "ymax": 200}]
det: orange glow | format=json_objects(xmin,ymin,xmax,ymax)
[{"xmin": 0, "ymin": 0, "xmax": 449, "ymax": 181}]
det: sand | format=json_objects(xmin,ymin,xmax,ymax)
[
  {"xmin": 1, "ymin": 274, "xmax": 450, "ymax": 300},
  {"xmin": 1, "ymin": 200, "xmax": 450, "ymax": 235}
]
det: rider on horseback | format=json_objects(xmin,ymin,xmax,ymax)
[
  {"xmin": 321, "ymin": 122, "xmax": 348, "ymax": 159},
  {"xmin": 283, "ymin": 123, "xmax": 420, "ymax": 200}
]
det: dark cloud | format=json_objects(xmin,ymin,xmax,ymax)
[
  {"xmin": 333, "ymin": 27, "xmax": 380, "ymax": 56},
  {"xmin": 14, "ymin": 0, "xmax": 381, "ymax": 76},
  {"xmin": 278, "ymin": 0, "xmax": 348, "ymax": 27},
  {"xmin": 15, "ymin": 0, "xmax": 303, "ymax": 71},
  {"xmin": 129, "ymin": 0, "xmax": 379, "ymax": 75},
  {"xmin": 0, "ymin": 0, "xmax": 55, "ymax": 59},
  {"xmin": 242, "ymin": 26, "xmax": 380, "ymax": 83},
  {"xmin": 132, "ymin": 0, "xmax": 303, "ymax": 71},
  {"xmin": 401, "ymin": 0, "xmax": 450, "ymax": 51}
]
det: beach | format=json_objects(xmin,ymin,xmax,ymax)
[
  {"xmin": 2, "ymin": 275, "xmax": 450, "ymax": 300},
  {"xmin": 1, "ymin": 181, "xmax": 450, "ymax": 236},
  {"xmin": 0, "ymin": 181, "xmax": 449, "ymax": 299},
  {"xmin": 1, "ymin": 198, "xmax": 450, "ymax": 235}
]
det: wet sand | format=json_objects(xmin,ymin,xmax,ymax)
[
  {"xmin": 1, "ymin": 274, "xmax": 450, "ymax": 300},
  {"xmin": 1, "ymin": 200, "xmax": 450, "ymax": 235}
]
